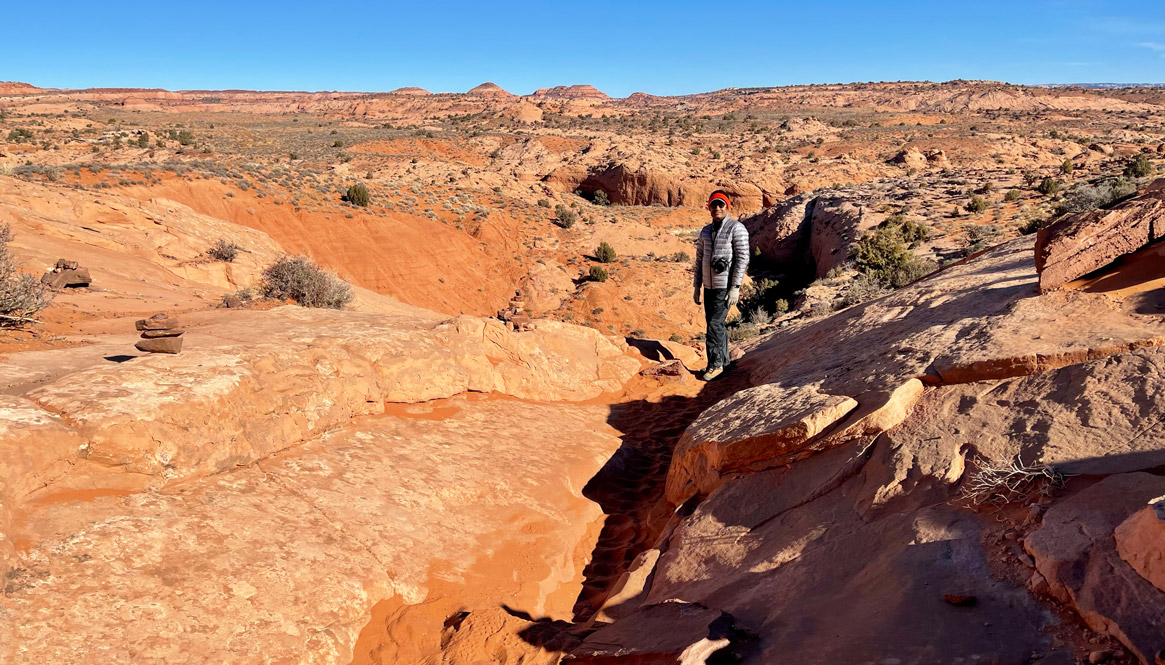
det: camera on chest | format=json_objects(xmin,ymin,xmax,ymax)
[{"xmin": 711, "ymin": 255, "xmax": 730, "ymax": 274}]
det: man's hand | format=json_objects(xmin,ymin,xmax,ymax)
[
  {"xmin": 693, "ymin": 286, "xmax": 702, "ymax": 305},
  {"xmin": 726, "ymin": 287, "xmax": 740, "ymax": 310}
]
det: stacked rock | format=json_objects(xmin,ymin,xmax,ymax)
[
  {"xmin": 134, "ymin": 313, "xmax": 185, "ymax": 354},
  {"xmin": 497, "ymin": 290, "xmax": 532, "ymax": 331},
  {"xmin": 41, "ymin": 259, "xmax": 92, "ymax": 288}
]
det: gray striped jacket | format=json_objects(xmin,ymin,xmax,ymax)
[{"xmin": 693, "ymin": 217, "xmax": 750, "ymax": 289}]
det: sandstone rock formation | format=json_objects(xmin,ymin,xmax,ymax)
[
  {"xmin": 1035, "ymin": 178, "xmax": 1165, "ymax": 291},
  {"xmin": 39, "ymin": 258, "xmax": 91, "ymax": 288},
  {"xmin": 667, "ymin": 235, "xmax": 1165, "ymax": 504},
  {"xmin": 566, "ymin": 601, "xmax": 746, "ymax": 664},
  {"xmin": 1026, "ymin": 474, "xmax": 1165, "ymax": 664},
  {"xmin": 741, "ymin": 192, "xmax": 882, "ymax": 279},
  {"xmin": 4, "ymin": 397, "xmax": 627, "ymax": 665},
  {"xmin": 467, "ymin": 82, "xmax": 515, "ymax": 99},
  {"xmin": 1115, "ymin": 495, "xmax": 1165, "ymax": 593},
  {"xmin": 890, "ymin": 147, "xmax": 928, "ymax": 169},
  {"xmin": 532, "ymin": 85, "xmax": 609, "ymax": 101},
  {"xmin": 583, "ymin": 198, "xmax": 1165, "ymax": 664}
]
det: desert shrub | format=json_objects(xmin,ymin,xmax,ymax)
[
  {"xmin": 342, "ymin": 182, "xmax": 371, "ymax": 207},
  {"xmin": 850, "ymin": 226, "xmax": 936, "ymax": 288},
  {"xmin": 961, "ymin": 455, "xmax": 1066, "ymax": 506},
  {"xmin": 1018, "ymin": 212, "xmax": 1051, "ymax": 236},
  {"xmin": 966, "ymin": 195, "xmax": 990, "ymax": 214},
  {"xmin": 738, "ymin": 277, "xmax": 781, "ymax": 320},
  {"xmin": 805, "ymin": 301, "xmax": 833, "ymax": 318},
  {"xmin": 260, "ymin": 256, "xmax": 353, "ymax": 309},
  {"xmin": 136, "ymin": 132, "xmax": 150, "ymax": 148},
  {"xmin": 669, "ymin": 251, "xmax": 690, "ymax": 262},
  {"xmin": 588, "ymin": 265, "xmax": 609, "ymax": 282},
  {"xmin": 745, "ymin": 307, "xmax": 772, "ymax": 326},
  {"xmin": 592, "ymin": 189, "xmax": 611, "ymax": 206},
  {"xmin": 881, "ymin": 214, "xmax": 931, "ymax": 245},
  {"xmin": 220, "ymin": 287, "xmax": 254, "ymax": 307},
  {"xmin": 6, "ymin": 128, "xmax": 34, "ymax": 143},
  {"xmin": 1004, "ymin": 189, "xmax": 1022, "ymax": 202},
  {"xmin": 0, "ymin": 224, "xmax": 52, "ymax": 327},
  {"xmin": 1059, "ymin": 159, "xmax": 1074, "ymax": 175},
  {"xmin": 1125, "ymin": 153, "xmax": 1154, "ymax": 178},
  {"xmin": 537, "ymin": 198, "xmax": 551, "ymax": 208},
  {"xmin": 332, "ymin": 140, "xmax": 343, "ymax": 148},
  {"xmin": 1055, "ymin": 178, "xmax": 1137, "ymax": 216},
  {"xmin": 176, "ymin": 130, "xmax": 195, "ymax": 146},
  {"xmin": 834, "ymin": 272, "xmax": 888, "ymax": 310},
  {"xmin": 207, "ymin": 238, "xmax": 240, "ymax": 262},
  {"xmin": 554, "ymin": 204, "xmax": 576, "ymax": 228},
  {"xmin": 1037, "ymin": 177, "xmax": 1062, "ymax": 196},
  {"xmin": 595, "ymin": 241, "xmax": 616, "ymax": 263},
  {"xmin": 668, "ymin": 333, "xmax": 685, "ymax": 343},
  {"xmin": 727, "ymin": 321, "xmax": 759, "ymax": 342}
]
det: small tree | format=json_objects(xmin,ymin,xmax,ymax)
[
  {"xmin": 0, "ymin": 225, "xmax": 52, "ymax": 327},
  {"xmin": 136, "ymin": 132, "xmax": 150, "ymax": 149},
  {"xmin": 1037, "ymin": 177, "xmax": 1062, "ymax": 196},
  {"xmin": 343, "ymin": 183, "xmax": 371, "ymax": 207},
  {"xmin": 595, "ymin": 241, "xmax": 616, "ymax": 263},
  {"xmin": 966, "ymin": 195, "xmax": 990, "ymax": 213},
  {"xmin": 592, "ymin": 189, "xmax": 611, "ymax": 206},
  {"xmin": 588, "ymin": 265, "xmax": 609, "ymax": 282},
  {"xmin": 1125, "ymin": 153, "xmax": 1154, "ymax": 179},
  {"xmin": 851, "ymin": 226, "xmax": 935, "ymax": 288}
]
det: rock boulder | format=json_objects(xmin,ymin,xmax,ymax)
[{"xmin": 1034, "ymin": 178, "xmax": 1165, "ymax": 291}]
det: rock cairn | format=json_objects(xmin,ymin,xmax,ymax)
[
  {"xmin": 40, "ymin": 259, "xmax": 91, "ymax": 288},
  {"xmin": 134, "ymin": 313, "xmax": 185, "ymax": 354},
  {"xmin": 497, "ymin": 290, "xmax": 532, "ymax": 331}
]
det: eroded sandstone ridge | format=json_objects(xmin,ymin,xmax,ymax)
[{"xmin": 560, "ymin": 184, "xmax": 1165, "ymax": 664}]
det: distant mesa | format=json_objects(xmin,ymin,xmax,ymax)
[
  {"xmin": 531, "ymin": 85, "xmax": 609, "ymax": 100},
  {"xmin": 389, "ymin": 86, "xmax": 431, "ymax": 96},
  {"xmin": 0, "ymin": 81, "xmax": 40, "ymax": 95},
  {"xmin": 625, "ymin": 91, "xmax": 666, "ymax": 106},
  {"xmin": 467, "ymin": 82, "xmax": 515, "ymax": 98}
]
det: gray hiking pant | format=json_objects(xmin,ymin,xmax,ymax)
[{"xmin": 703, "ymin": 288, "xmax": 729, "ymax": 370}]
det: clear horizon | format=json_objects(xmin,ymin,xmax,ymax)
[{"xmin": 6, "ymin": 0, "xmax": 1165, "ymax": 98}]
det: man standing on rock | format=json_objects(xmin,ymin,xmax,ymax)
[{"xmin": 693, "ymin": 190, "xmax": 749, "ymax": 381}]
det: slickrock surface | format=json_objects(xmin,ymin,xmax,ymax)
[
  {"xmin": 2, "ymin": 397, "xmax": 623, "ymax": 664},
  {"xmin": 1036, "ymin": 179, "xmax": 1165, "ymax": 292},
  {"xmin": 6, "ymin": 306, "xmax": 638, "ymax": 515},
  {"xmin": 666, "ymin": 236, "xmax": 1165, "ymax": 504},
  {"xmin": 593, "ymin": 344, "xmax": 1165, "ymax": 664}
]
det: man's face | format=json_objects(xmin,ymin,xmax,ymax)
[{"xmin": 709, "ymin": 198, "xmax": 728, "ymax": 222}]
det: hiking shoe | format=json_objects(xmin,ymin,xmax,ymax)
[{"xmin": 702, "ymin": 366, "xmax": 725, "ymax": 381}]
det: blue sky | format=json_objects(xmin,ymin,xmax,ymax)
[{"xmin": 5, "ymin": 0, "xmax": 1164, "ymax": 96}]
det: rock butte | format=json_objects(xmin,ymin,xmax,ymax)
[{"xmin": 1, "ymin": 79, "xmax": 1165, "ymax": 665}]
